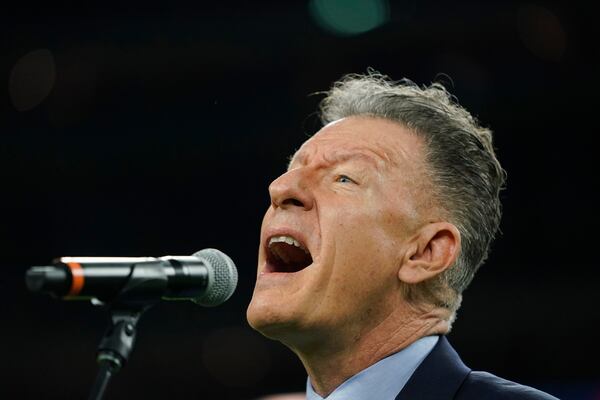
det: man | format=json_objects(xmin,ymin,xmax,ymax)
[{"xmin": 247, "ymin": 72, "xmax": 557, "ymax": 399}]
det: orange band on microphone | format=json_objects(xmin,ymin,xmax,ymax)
[{"xmin": 66, "ymin": 262, "xmax": 84, "ymax": 296}]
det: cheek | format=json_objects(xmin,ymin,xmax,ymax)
[
  {"xmin": 327, "ymin": 201, "xmax": 399, "ymax": 251},
  {"xmin": 327, "ymin": 209, "xmax": 399, "ymax": 283}
]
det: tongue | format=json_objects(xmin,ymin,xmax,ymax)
[{"xmin": 271, "ymin": 242, "xmax": 311, "ymax": 272}]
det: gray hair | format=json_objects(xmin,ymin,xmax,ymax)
[{"xmin": 318, "ymin": 72, "xmax": 506, "ymax": 315}]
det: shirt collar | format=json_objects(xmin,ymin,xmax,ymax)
[{"xmin": 306, "ymin": 335, "xmax": 439, "ymax": 400}]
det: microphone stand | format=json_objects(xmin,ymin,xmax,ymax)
[
  {"xmin": 86, "ymin": 262, "xmax": 167, "ymax": 400},
  {"xmin": 87, "ymin": 307, "xmax": 145, "ymax": 400}
]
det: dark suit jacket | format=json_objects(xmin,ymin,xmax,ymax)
[{"xmin": 395, "ymin": 336, "xmax": 559, "ymax": 399}]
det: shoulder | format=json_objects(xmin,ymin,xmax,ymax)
[
  {"xmin": 457, "ymin": 371, "xmax": 559, "ymax": 400},
  {"xmin": 395, "ymin": 336, "xmax": 559, "ymax": 400}
]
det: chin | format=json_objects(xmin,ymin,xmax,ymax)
[
  {"xmin": 247, "ymin": 296, "xmax": 284, "ymax": 331},
  {"xmin": 246, "ymin": 297, "xmax": 303, "ymax": 341}
]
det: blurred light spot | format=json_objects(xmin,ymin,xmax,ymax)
[
  {"xmin": 309, "ymin": 0, "xmax": 390, "ymax": 37},
  {"xmin": 9, "ymin": 49, "xmax": 56, "ymax": 111},
  {"xmin": 517, "ymin": 4, "xmax": 567, "ymax": 62},
  {"xmin": 202, "ymin": 327, "xmax": 271, "ymax": 387},
  {"xmin": 257, "ymin": 394, "xmax": 306, "ymax": 400}
]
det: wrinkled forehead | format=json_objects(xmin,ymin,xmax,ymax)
[
  {"xmin": 287, "ymin": 138, "xmax": 390, "ymax": 172},
  {"xmin": 287, "ymin": 117, "xmax": 420, "ymax": 171}
]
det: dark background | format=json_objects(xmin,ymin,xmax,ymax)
[{"xmin": 1, "ymin": 1, "xmax": 598, "ymax": 399}]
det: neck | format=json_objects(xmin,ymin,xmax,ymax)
[{"xmin": 292, "ymin": 306, "xmax": 449, "ymax": 397}]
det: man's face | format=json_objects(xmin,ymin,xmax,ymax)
[{"xmin": 247, "ymin": 116, "xmax": 430, "ymax": 345}]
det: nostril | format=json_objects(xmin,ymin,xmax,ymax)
[{"xmin": 282, "ymin": 198, "xmax": 304, "ymax": 207}]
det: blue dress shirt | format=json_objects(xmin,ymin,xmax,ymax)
[{"xmin": 306, "ymin": 335, "xmax": 439, "ymax": 400}]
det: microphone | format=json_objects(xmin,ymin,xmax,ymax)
[{"xmin": 25, "ymin": 248, "xmax": 238, "ymax": 307}]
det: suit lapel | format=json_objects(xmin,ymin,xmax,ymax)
[{"xmin": 395, "ymin": 336, "xmax": 471, "ymax": 400}]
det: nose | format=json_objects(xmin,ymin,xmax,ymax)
[{"xmin": 268, "ymin": 168, "xmax": 314, "ymax": 211}]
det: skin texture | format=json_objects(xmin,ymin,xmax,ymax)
[{"xmin": 247, "ymin": 116, "xmax": 461, "ymax": 397}]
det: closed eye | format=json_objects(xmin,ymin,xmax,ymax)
[{"xmin": 336, "ymin": 174, "xmax": 357, "ymax": 184}]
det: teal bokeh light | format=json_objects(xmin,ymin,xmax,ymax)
[{"xmin": 309, "ymin": 0, "xmax": 390, "ymax": 36}]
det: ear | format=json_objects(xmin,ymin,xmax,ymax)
[{"xmin": 398, "ymin": 222, "xmax": 461, "ymax": 284}]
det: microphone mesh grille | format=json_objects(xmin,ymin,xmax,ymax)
[{"xmin": 191, "ymin": 248, "xmax": 238, "ymax": 307}]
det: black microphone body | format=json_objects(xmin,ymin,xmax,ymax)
[{"xmin": 25, "ymin": 249, "xmax": 237, "ymax": 307}]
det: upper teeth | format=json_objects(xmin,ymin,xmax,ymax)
[{"xmin": 269, "ymin": 235, "xmax": 308, "ymax": 253}]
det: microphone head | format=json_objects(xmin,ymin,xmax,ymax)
[{"xmin": 191, "ymin": 248, "xmax": 238, "ymax": 307}]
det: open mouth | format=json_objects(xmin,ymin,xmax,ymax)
[{"xmin": 266, "ymin": 235, "xmax": 313, "ymax": 273}]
